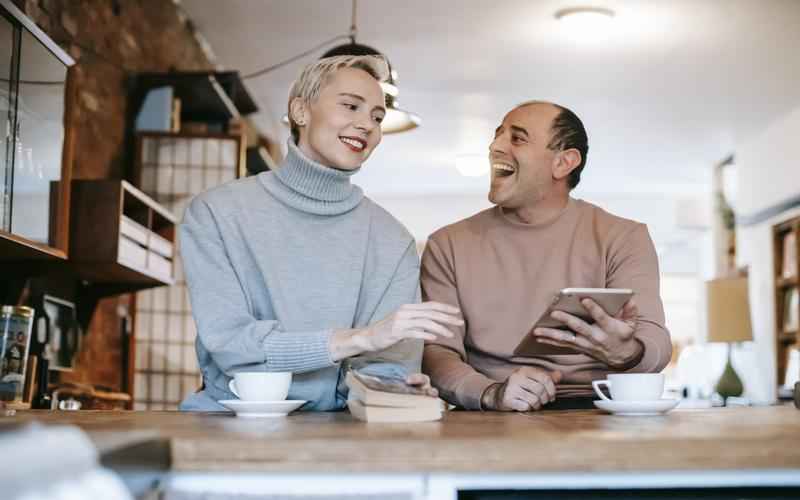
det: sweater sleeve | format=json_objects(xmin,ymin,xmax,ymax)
[
  {"xmin": 348, "ymin": 240, "xmax": 423, "ymax": 375},
  {"xmin": 180, "ymin": 197, "xmax": 337, "ymax": 375},
  {"xmin": 606, "ymin": 224, "xmax": 673, "ymax": 373},
  {"xmin": 420, "ymin": 234, "xmax": 496, "ymax": 410}
]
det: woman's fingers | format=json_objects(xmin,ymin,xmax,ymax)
[
  {"xmin": 409, "ymin": 310, "xmax": 464, "ymax": 326},
  {"xmin": 404, "ymin": 301, "xmax": 461, "ymax": 315},
  {"xmin": 407, "ymin": 318, "xmax": 455, "ymax": 338},
  {"xmin": 402, "ymin": 329, "xmax": 438, "ymax": 342},
  {"xmin": 406, "ymin": 373, "xmax": 439, "ymax": 398}
]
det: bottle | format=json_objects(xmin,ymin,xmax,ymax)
[{"xmin": 31, "ymin": 357, "xmax": 52, "ymax": 410}]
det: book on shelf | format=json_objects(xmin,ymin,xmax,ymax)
[
  {"xmin": 345, "ymin": 370, "xmax": 444, "ymax": 422},
  {"xmin": 783, "ymin": 231, "xmax": 797, "ymax": 280},
  {"xmin": 784, "ymin": 287, "xmax": 799, "ymax": 333}
]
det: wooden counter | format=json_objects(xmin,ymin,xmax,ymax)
[{"xmin": 5, "ymin": 406, "xmax": 800, "ymax": 474}]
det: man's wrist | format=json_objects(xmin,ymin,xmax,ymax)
[{"xmin": 610, "ymin": 338, "xmax": 645, "ymax": 370}]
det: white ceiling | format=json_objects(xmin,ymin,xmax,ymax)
[{"xmin": 180, "ymin": 0, "xmax": 800, "ymax": 273}]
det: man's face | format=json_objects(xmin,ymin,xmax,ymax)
[
  {"xmin": 296, "ymin": 67, "xmax": 385, "ymax": 171},
  {"xmin": 488, "ymin": 103, "xmax": 561, "ymax": 209}
]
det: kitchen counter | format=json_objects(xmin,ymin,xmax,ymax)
[
  {"xmin": 4, "ymin": 405, "xmax": 800, "ymax": 472},
  {"xmin": 5, "ymin": 406, "xmax": 800, "ymax": 499}
]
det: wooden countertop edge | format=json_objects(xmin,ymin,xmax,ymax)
[{"xmin": 169, "ymin": 436, "xmax": 800, "ymax": 473}]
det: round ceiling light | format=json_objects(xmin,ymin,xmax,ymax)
[{"xmin": 554, "ymin": 6, "xmax": 615, "ymax": 41}]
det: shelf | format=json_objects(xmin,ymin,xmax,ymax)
[
  {"xmin": 69, "ymin": 180, "xmax": 176, "ymax": 295},
  {"xmin": 0, "ymin": 231, "xmax": 67, "ymax": 261},
  {"xmin": 778, "ymin": 330, "xmax": 798, "ymax": 343},
  {"xmin": 246, "ymin": 145, "xmax": 277, "ymax": 175},
  {"xmin": 136, "ymin": 71, "xmax": 257, "ymax": 124},
  {"xmin": 777, "ymin": 276, "xmax": 798, "ymax": 289}
]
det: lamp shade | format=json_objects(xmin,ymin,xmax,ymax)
[
  {"xmin": 321, "ymin": 41, "xmax": 420, "ymax": 134},
  {"xmin": 706, "ymin": 276, "xmax": 753, "ymax": 343}
]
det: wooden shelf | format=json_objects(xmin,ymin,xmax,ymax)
[
  {"xmin": 69, "ymin": 180, "xmax": 176, "ymax": 294},
  {"xmin": 0, "ymin": 232, "xmax": 67, "ymax": 261},
  {"xmin": 778, "ymin": 330, "xmax": 798, "ymax": 343},
  {"xmin": 246, "ymin": 145, "xmax": 277, "ymax": 175},
  {"xmin": 774, "ymin": 217, "xmax": 800, "ymax": 386},
  {"xmin": 136, "ymin": 71, "xmax": 257, "ymax": 124}
]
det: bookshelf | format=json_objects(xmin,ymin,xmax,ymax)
[{"xmin": 773, "ymin": 216, "xmax": 800, "ymax": 387}]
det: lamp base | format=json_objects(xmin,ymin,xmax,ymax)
[{"xmin": 715, "ymin": 345, "xmax": 744, "ymax": 400}]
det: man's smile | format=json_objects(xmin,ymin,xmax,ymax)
[{"xmin": 492, "ymin": 162, "xmax": 517, "ymax": 178}]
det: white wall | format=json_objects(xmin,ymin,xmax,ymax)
[
  {"xmin": 735, "ymin": 104, "xmax": 800, "ymax": 404},
  {"xmin": 737, "ymin": 106, "xmax": 800, "ymax": 216}
]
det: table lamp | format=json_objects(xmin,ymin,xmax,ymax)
[{"xmin": 706, "ymin": 275, "xmax": 753, "ymax": 399}]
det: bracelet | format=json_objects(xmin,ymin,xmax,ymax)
[{"xmin": 479, "ymin": 382, "xmax": 502, "ymax": 412}]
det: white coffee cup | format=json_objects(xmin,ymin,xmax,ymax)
[
  {"xmin": 592, "ymin": 373, "xmax": 665, "ymax": 402},
  {"xmin": 228, "ymin": 372, "xmax": 292, "ymax": 401}
]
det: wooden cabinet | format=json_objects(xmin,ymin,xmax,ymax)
[
  {"xmin": 0, "ymin": 2, "xmax": 76, "ymax": 263},
  {"xmin": 773, "ymin": 216, "xmax": 800, "ymax": 387},
  {"xmin": 70, "ymin": 180, "xmax": 176, "ymax": 291}
]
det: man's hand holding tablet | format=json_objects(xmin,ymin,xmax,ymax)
[{"xmin": 530, "ymin": 288, "xmax": 644, "ymax": 369}]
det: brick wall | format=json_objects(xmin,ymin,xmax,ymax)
[{"xmin": 12, "ymin": 0, "xmax": 215, "ymax": 395}]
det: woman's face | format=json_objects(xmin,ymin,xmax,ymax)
[{"xmin": 295, "ymin": 67, "xmax": 386, "ymax": 170}]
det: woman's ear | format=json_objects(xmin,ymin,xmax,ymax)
[
  {"xmin": 290, "ymin": 98, "xmax": 308, "ymax": 126},
  {"xmin": 552, "ymin": 148, "xmax": 582, "ymax": 182}
]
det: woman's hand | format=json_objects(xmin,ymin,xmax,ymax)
[
  {"xmin": 331, "ymin": 302, "xmax": 463, "ymax": 361},
  {"xmin": 406, "ymin": 372, "xmax": 438, "ymax": 398},
  {"xmin": 359, "ymin": 302, "xmax": 462, "ymax": 351}
]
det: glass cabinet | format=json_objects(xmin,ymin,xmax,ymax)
[{"xmin": 1, "ymin": 0, "xmax": 74, "ymax": 259}]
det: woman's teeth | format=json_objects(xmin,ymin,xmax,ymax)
[{"xmin": 340, "ymin": 137, "xmax": 365, "ymax": 152}]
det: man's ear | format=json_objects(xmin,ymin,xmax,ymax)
[
  {"xmin": 289, "ymin": 97, "xmax": 309, "ymax": 126},
  {"xmin": 552, "ymin": 148, "xmax": 582, "ymax": 181}
]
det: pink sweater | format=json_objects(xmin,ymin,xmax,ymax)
[{"xmin": 421, "ymin": 198, "xmax": 672, "ymax": 409}]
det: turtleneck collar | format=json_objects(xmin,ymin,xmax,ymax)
[{"xmin": 258, "ymin": 140, "xmax": 364, "ymax": 215}]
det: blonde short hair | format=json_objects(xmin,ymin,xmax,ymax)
[{"xmin": 288, "ymin": 55, "xmax": 389, "ymax": 143}]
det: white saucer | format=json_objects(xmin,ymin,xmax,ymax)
[
  {"xmin": 218, "ymin": 400, "xmax": 306, "ymax": 418},
  {"xmin": 594, "ymin": 398, "xmax": 679, "ymax": 416}
]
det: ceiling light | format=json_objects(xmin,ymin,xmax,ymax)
[
  {"xmin": 250, "ymin": 0, "xmax": 419, "ymax": 135},
  {"xmin": 455, "ymin": 154, "xmax": 489, "ymax": 177},
  {"xmin": 554, "ymin": 6, "xmax": 615, "ymax": 41}
]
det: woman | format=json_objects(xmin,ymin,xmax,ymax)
[{"xmin": 179, "ymin": 55, "xmax": 462, "ymax": 411}]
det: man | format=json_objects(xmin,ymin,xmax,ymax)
[{"xmin": 421, "ymin": 101, "xmax": 671, "ymax": 411}]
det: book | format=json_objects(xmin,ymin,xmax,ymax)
[
  {"xmin": 346, "ymin": 398, "xmax": 442, "ymax": 423},
  {"xmin": 135, "ymin": 86, "xmax": 173, "ymax": 132},
  {"xmin": 345, "ymin": 371, "xmax": 444, "ymax": 411},
  {"xmin": 784, "ymin": 287, "xmax": 799, "ymax": 333},
  {"xmin": 783, "ymin": 232, "xmax": 798, "ymax": 279}
]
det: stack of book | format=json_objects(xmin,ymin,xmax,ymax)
[{"xmin": 345, "ymin": 370, "xmax": 444, "ymax": 422}]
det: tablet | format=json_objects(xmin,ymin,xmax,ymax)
[{"xmin": 512, "ymin": 288, "xmax": 634, "ymax": 356}]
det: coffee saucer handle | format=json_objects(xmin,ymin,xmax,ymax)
[
  {"xmin": 228, "ymin": 380, "xmax": 240, "ymax": 398},
  {"xmin": 592, "ymin": 379, "xmax": 612, "ymax": 401}
]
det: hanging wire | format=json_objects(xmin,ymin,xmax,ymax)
[
  {"xmin": 242, "ymin": 0, "xmax": 358, "ymax": 81},
  {"xmin": 349, "ymin": 0, "xmax": 357, "ymax": 42},
  {"xmin": 242, "ymin": 34, "xmax": 350, "ymax": 80}
]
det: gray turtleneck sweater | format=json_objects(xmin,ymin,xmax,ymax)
[{"xmin": 178, "ymin": 141, "xmax": 421, "ymax": 412}]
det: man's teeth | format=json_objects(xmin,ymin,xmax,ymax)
[
  {"xmin": 492, "ymin": 163, "xmax": 515, "ymax": 174},
  {"xmin": 340, "ymin": 137, "xmax": 365, "ymax": 150}
]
